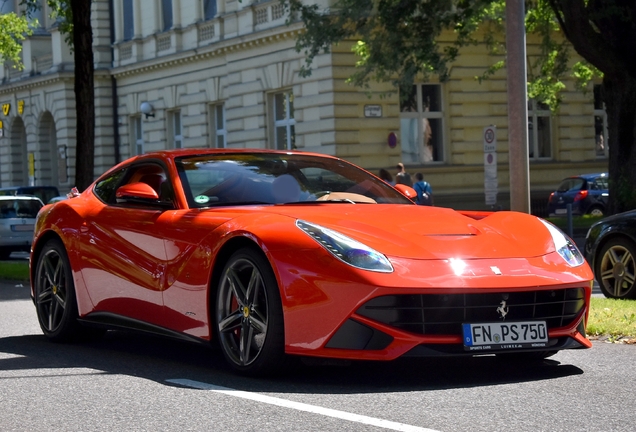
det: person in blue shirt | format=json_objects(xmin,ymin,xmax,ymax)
[{"xmin": 413, "ymin": 172, "xmax": 433, "ymax": 206}]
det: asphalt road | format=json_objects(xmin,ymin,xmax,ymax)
[{"xmin": 1, "ymin": 279, "xmax": 633, "ymax": 432}]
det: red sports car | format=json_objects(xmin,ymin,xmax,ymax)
[{"xmin": 31, "ymin": 149, "xmax": 593, "ymax": 375}]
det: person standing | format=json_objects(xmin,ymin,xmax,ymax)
[
  {"xmin": 395, "ymin": 163, "xmax": 413, "ymax": 187},
  {"xmin": 413, "ymin": 172, "xmax": 433, "ymax": 205}
]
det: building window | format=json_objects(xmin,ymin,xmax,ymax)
[
  {"xmin": 122, "ymin": 0, "xmax": 134, "ymax": 41},
  {"xmin": 594, "ymin": 85, "xmax": 608, "ymax": 158},
  {"xmin": 132, "ymin": 116, "xmax": 144, "ymax": 155},
  {"xmin": 203, "ymin": 0, "xmax": 217, "ymax": 20},
  {"xmin": 161, "ymin": 0, "xmax": 173, "ymax": 31},
  {"xmin": 400, "ymin": 84, "xmax": 444, "ymax": 164},
  {"xmin": 272, "ymin": 91, "xmax": 295, "ymax": 150},
  {"xmin": 169, "ymin": 110, "xmax": 183, "ymax": 149},
  {"xmin": 209, "ymin": 104, "xmax": 226, "ymax": 148},
  {"xmin": 528, "ymin": 99, "xmax": 552, "ymax": 160}
]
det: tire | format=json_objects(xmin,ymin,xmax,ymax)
[
  {"xmin": 595, "ymin": 237, "xmax": 636, "ymax": 299},
  {"xmin": 215, "ymin": 247, "xmax": 287, "ymax": 376},
  {"xmin": 33, "ymin": 239, "xmax": 83, "ymax": 342}
]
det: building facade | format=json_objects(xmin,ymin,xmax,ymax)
[{"xmin": 0, "ymin": 0, "xmax": 608, "ymax": 213}]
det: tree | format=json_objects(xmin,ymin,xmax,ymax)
[
  {"xmin": 23, "ymin": 0, "xmax": 95, "ymax": 192},
  {"xmin": 0, "ymin": 11, "xmax": 32, "ymax": 68},
  {"xmin": 285, "ymin": 0, "xmax": 632, "ymax": 214},
  {"xmin": 548, "ymin": 1, "xmax": 636, "ymax": 214}
]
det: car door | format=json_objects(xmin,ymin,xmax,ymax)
[{"xmin": 79, "ymin": 163, "xmax": 172, "ymax": 327}]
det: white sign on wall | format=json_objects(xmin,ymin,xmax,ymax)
[{"xmin": 483, "ymin": 125, "xmax": 498, "ymax": 206}]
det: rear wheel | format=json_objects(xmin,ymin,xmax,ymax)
[
  {"xmin": 595, "ymin": 237, "xmax": 636, "ymax": 299},
  {"xmin": 34, "ymin": 239, "xmax": 82, "ymax": 341},
  {"xmin": 215, "ymin": 248, "xmax": 287, "ymax": 376}
]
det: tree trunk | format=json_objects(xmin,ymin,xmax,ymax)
[
  {"xmin": 603, "ymin": 73, "xmax": 636, "ymax": 214},
  {"xmin": 71, "ymin": 0, "xmax": 95, "ymax": 191}
]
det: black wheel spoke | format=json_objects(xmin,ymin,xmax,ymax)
[{"xmin": 218, "ymin": 310, "xmax": 242, "ymax": 333}]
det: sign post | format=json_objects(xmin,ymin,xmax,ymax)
[{"xmin": 484, "ymin": 126, "xmax": 498, "ymax": 206}]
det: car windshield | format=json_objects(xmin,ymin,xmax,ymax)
[
  {"xmin": 176, "ymin": 153, "xmax": 413, "ymax": 208},
  {"xmin": 0, "ymin": 199, "xmax": 43, "ymax": 219}
]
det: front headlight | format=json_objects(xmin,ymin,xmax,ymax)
[
  {"xmin": 539, "ymin": 219, "xmax": 585, "ymax": 267},
  {"xmin": 296, "ymin": 220, "xmax": 393, "ymax": 273}
]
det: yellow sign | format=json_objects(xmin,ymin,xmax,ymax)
[
  {"xmin": 2, "ymin": 103, "xmax": 10, "ymax": 116},
  {"xmin": 17, "ymin": 100, "xmax": 24, "ymax": 115},
  {"xmin": 29, "ymin": 153, "xmax": 35, "ymax": 178}
]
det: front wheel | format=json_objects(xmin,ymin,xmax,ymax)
[
  {"xmin": 215, "ymin": 248, "xmax": 286, "ymax": 376},
  {"xmin": 34, "ymin": 239, "xmax": 82, "ymax": 341},
  {"xmin": 595, "ymin": 237, "xmax": 636, "ymax": 299}
]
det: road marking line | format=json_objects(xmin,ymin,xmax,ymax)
[{"xmin": 167, "ymin": 378, "xmax": 440, "ymax": 432}]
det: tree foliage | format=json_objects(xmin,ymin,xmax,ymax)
[
  {"xmin": 284, "ymin": 0, "xmax": 636, "ymax": 213},
  {"xmin": 0, "ymin": 10, "xmax": 32, "ymax": 69}
]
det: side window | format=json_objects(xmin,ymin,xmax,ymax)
[
  {"xmin": 528, "ymin": 99, "xmax": 552, "ymax": 160},
  {"xmin": 400, "ymin": 84, "xmax": 444, "ymax": 164},
  {"xmin": 119, "ymin": 163, "xmax": 175, "ymax": 207},
  {"xmin": 94, "ymin": 169, "xmax": 127, "ymax": 204}
]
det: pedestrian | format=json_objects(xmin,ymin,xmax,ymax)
[
  {"xmin": 413, "ymin": 172, "xmax": 433, "ymax": 205},
  {"xmin": 378, "ymin": 168, "xmax": 394, "ymax": 185},
  {"xmin": 395, "ymin": 163, "xmax": 412, "ymax": 187}
]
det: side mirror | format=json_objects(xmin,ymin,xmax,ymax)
[
  {"xmin": 116, "ymin": 182, "xmax": 159, "ymax": 201},
  {"xmin": 394, "ymin": 184, "xmax": 417, "ymax": 201}
]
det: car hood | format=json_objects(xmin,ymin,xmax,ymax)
[{"xmin": 246, "ymin": 204, "xmax": 556, "ymax": 260}]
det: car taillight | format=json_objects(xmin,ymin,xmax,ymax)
[
  {"xmin": 574, "ymin": 190, "xmax": 588, "ymax": 201},
  {"xmin": 548, "ymin": 192, "xmax": 554, "ymax": 203}
]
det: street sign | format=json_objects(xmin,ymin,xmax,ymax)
[{"xmin": 483, "ymin": 126, "xmax": 498, "ymax": 206}]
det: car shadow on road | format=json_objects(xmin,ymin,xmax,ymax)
[{"xmin": 0, "ymin": 328, "xmax": 584, "ymax": 395}]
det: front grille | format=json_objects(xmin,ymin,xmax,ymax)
[{"xmin": 356, "ymin": 288, "xmax": 585, "ymax": 336}]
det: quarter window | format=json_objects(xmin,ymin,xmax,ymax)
[
  {"xmin": 400, "ymin": 84, "xmax": 444, "ymax": 164},
  {"xmin": 272, "ymin": 91, "xmax": 295, "ymax": 150},
  {"xmin": 528, "ymin": 100, "xmax": 552, "ymax": 160}
]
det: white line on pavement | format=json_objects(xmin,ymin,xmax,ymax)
[{"xmin": 166, "ymin": 378, "xmax": 441, "ymax": 432}]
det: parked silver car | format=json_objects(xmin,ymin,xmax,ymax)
[{"xmin": 0, "ymin": 195, "xmax": 43, "ymax": 259}]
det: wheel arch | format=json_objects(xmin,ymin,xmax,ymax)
[{"xmin": 30, "ymin": 230, "xmax": 65, "ymax": 284}]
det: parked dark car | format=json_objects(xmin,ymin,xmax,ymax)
[
  {"xmin": 0, "ymin": 195, "xmax": 44, "ymax": 259},
  {"xmin": 548, "ymin": 173, "xmax": 608, "ymax": 217},
  {"xmin": 0, "ymin": 186, "xmax": 60, "ymax": 205},
  {"xmin": 584, "ymin": 210, "xmax": 636, "ymax": 298}
]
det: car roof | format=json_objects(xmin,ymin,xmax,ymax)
[{"xmin": 566, "ymin": 173, "xmax": 608, "ymax": 180}]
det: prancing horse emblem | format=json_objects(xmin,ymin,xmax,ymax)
[{"xmin": 496, "ymin": 300, "xmax": 509, "ymax": 320}]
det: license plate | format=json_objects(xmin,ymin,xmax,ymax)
[
  {"xmin": 462, "ymin": 321, "xmax": 548, "ymax": 351},
  {"xmin": 555, "ymin": 208, "xmax": 567, "ymax": 214},
  {"xmin": 11, "ymin": 224, "xmax": 34, "ymax": 232}
]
